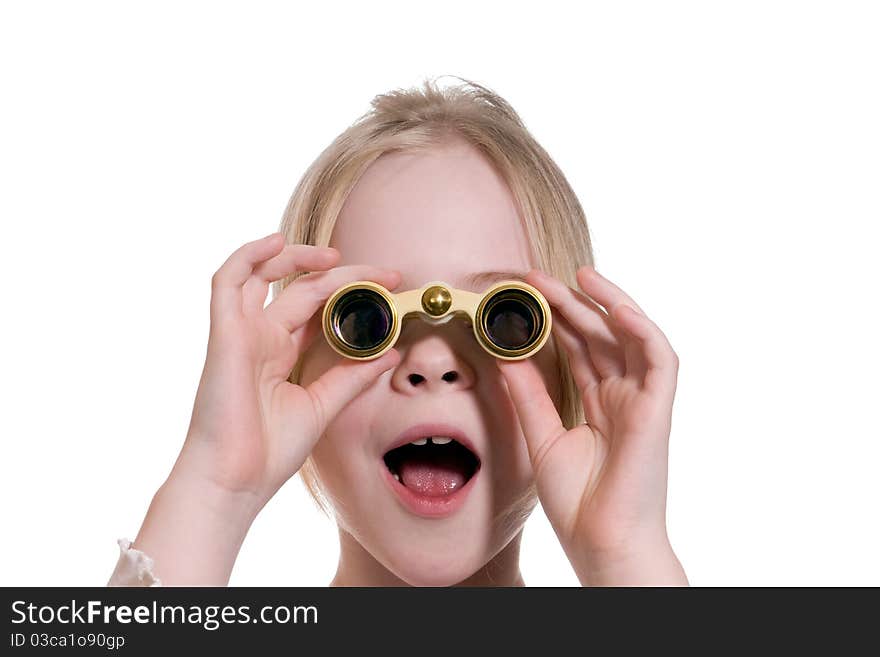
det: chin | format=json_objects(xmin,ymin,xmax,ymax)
[{"xmin": 383, "ymin": 549, "xmax": 488, "ymax": 587}]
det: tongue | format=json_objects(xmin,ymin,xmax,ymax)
[{"xmin": 399, "ymin": 454, "xmax": 469, "ymax": 497}]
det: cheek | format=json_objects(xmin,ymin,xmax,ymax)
[
  {"xmin": 311, "ymin": 401, "xmax": 369, "ymax": 484},
  {"xmin": 308, "ymin": 385, "xmax": 385, "ymax": 522},
  {"xmin": 298, "ymin": 335, "xmax": 337, "ymax": 388},
  {"xmin": 529, "ymin": 340, "xmax": 564, "ymax": 420},
  {"xmin": 485, "ymin": 385, "xmax": 535, "ymax": 496},
  {"xmin": 505, "ymin": 425, "xmax": 535, "ymax": 484},
  {"xmin": 487, "ymin": 348, "xmax": 562, "ymax": 492}
]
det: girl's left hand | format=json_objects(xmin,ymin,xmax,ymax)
[{"xmin": 495, "ymin": 265, "xmax": 688, "ymax": 586}]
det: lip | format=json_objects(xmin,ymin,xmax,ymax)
[
  {"xmin": 381, "ymin": 422, "xmax": 482, "ymax": 519},
  {"xmin": 384, "ymin": 422, "xmax": 481, "ymax": 461}
]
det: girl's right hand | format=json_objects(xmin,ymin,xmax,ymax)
[{"xmin": 174, "ymin": 232, "xmax": 402, "ymax": 512}]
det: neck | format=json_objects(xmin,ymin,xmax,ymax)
[{"xmin": 330, "ymin": 528, "xmax": 526, "ymax": 587}]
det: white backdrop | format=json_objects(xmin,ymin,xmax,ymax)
[{"xmin": 1, "ymin": 1, "xmax": 878, "ymax": 586}]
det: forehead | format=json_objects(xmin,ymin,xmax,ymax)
[{"xmin": 329, "ymin": 140, "xmax": 534, "ymax": 290}]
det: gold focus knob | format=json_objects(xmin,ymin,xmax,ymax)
[{"xmin": 421, "ymin": 285, "xmax": 452, "ymax": 316}]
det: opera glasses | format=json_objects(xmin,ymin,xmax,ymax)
[{"xmin": 322, "ymin": 279, "xmax": 552, "ymax": 361}]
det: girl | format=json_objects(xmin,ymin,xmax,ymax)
[{"xmin": 108, "ymin": 77, "xmax": 687, "ymax": 587}]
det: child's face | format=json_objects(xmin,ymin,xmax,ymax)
[{"xmin": 298, "ymin": 137, "xmax": 562, "ymax": 585}]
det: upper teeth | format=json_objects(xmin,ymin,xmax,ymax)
[{"xmin": 409, "ymin": 436, "xmax": 453, "ymax": 446}]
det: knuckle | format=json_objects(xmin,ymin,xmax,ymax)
[
  {"xmin": 306, "ymin": 383, "xmax": 327, "ymax": 434},
  {"xmin": 530, "ymin": 428, "xmax": 566, "ymax": 481}
]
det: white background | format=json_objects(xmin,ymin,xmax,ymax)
[{"xmin": 1, "ymin": 1, "xmax": 878, "ymax": 586}]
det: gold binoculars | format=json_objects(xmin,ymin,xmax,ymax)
[{"xmin": 322, "ymin": 279, "xmax": 552, "ymax": 361}]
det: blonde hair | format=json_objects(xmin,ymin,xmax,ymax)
[{"xmin": 271, "ymin": 75, "xmax": 594, "ymax": 515}]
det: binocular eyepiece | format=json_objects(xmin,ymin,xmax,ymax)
[{"xmin": 322, "ymin": 279, "xmax": 552, "ymax": 361}]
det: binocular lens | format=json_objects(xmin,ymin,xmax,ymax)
[
  {"xmin": 482, "ymin": 290, "xmax": 543, "ymax": 351},
  {"xmin": 333, "ymin": 289, "xmax": 393, "ymax": 351},
  {"xmin": 325, "ymin": 280, "xmax": 550, "ymax": 361}
]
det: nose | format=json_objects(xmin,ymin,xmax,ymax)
[{"xmin": 389, "ymin": 320, "xmax": 476, "ymax": 394}]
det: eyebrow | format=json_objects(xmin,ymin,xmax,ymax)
[{"xmin": 460, "ymin": 269, "xmax": 530, "ymax": 289}]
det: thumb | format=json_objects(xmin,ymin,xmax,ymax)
[{"xmin": 304, "ymin": 348, "xmax": 401, "ymax": 436}]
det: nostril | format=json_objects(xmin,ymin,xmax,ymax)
[{"xmin": 406, "ymin": 372, "xmax": 459, "ymax": 385}]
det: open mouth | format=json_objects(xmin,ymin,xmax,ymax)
[{"xmin": 383, "ymin": 436, "xmax": 481, "ymax": 498}]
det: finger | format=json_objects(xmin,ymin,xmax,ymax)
[
  {"xmin": 253, "ymin": 244, "xmax": 341, "ymax": 283},
  {"xmin": 550, "ymin": 311, "xmax": 604, "ymax": 390},
  {"xmin": 264, "ymin": 265, "xmax": 402, "ymax": 333},
  {"xmin": 526, "ymin": 269, "xmax": 625, "ymax": 378},
  {"xmin": 575, "ymin": 265, "xmax": 646, "ymax": 316},
  {"xmin": 305, "ymin": 348, "xmax": 401, "ymax": 437},
  {"xmin": 211, "ymin": 233, "xmax": 286, "ymax": 319},
  {"xmin": 495, "ymin": 357, "xmax": 567, "ymax": 477},
  {"xmin": 574, "ymin": 267, "xmax": 675, "ymax": 387},
  {"xmin": 289, "ymin": 311, "xmax": 323, "ymax": 367},
  {"xmin": 242, "ymin": 244, "xmax": 341, "ymax": 314},
  {"xmin": 610, "ymin": 303, "xmax": 679, "ymax": 392},
  {"xmin": 495, "ymin": 357, "xmax": 599, "ymax": 533},
  {"xmin": 550, "ymin": 315, "xmax": 613, "ymax": 434}
]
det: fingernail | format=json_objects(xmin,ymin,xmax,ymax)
[{"xmin": 381, "ymin": 348, "xmax": 400, "ymax": 365}]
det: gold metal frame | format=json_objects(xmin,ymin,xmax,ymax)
[{"xmin": 322, "ymin": 279, "xmax": 552, "ymax": 361}]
